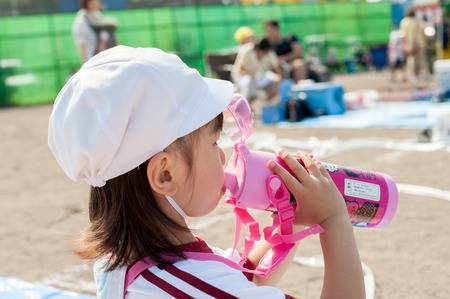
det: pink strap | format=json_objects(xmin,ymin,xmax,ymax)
[
  {"xmin": 124, "ymin": 257, "xmax": 157, "ymax": 293},
  {"xmin": 279, "ymin": 224, "xmax": 324, "ymax": 243},
  {"xmin": 124, "ymin": 252, "xmax": 267, "ymax": 296},
  {"xmin": 185, "ymin": 252, "xmax": 263, "ymax": 273},
  {"xmin": 232, "ymin": 207, "xmax": 260, "ymax": 265},
  {"xmin": 249, "ymin": 175, "xmax": 324, "ymax": 276},
  {"xmin": 264, "ymin": 220, "xmax": 324, "ymax": 247},
  {"xmin": 124, "ymin": 222, "xmax": 324, "ymax": 295},
  {"xmin": 265, "ymin": 175, "xmax": 295, "ymax": 245}
]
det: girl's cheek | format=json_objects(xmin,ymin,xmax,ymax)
[{"xmin": 219, "ymin": 148, "xmax": 226, "ymax": 165}]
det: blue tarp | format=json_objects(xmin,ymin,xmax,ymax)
[
  {"xmin": 0, "ymin": 277, "xmax": 94, "ymax": 299},
  {"xmin": 276, "ymin": 102, "xmax": 450, "ymax": 129}
]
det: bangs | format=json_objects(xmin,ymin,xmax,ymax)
[{"xmin": 207, "ymin": 113, "xmax": 223, "ymax": 133}]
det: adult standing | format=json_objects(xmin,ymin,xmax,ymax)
[
  {"xmin": 264, "ymin": 20, "xmax": 306, "ymax": 82},
  {"xmin": 400, "ymin": 9, "xmax": 427, "ymax": 82},
  {"xmin": 72, "ymin": 0, "xmax": 117, "ymax": 63}
]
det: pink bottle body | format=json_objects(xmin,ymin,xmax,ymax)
[
  {"xmin": 273, "ymin": 157, "xmax": 398, "ymax": 228},
  {"xmin": 320, "ymin": 163, "xmax": 398, "ymax": 228},
  {"xmin": 224, "ymin": 149, "xmax": 398, "ymax": 228}
]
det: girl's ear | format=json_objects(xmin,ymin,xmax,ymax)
[{"xmin": 147, "ymin": 152, "xmax": 178, "ymax": 196}]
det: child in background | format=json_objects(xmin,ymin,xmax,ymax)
[
  {"xmin": 234, "ymin": 26, "xmax": 256, "ymax": 46},
  {"xmin": 232, "ymin": 38, "xmax": 282, "ymax": 103},
  {"xmin": 388, "ymin": 28, "xmax": 407, "ymax": 82},
  {"xmin": 48, "ymin": 46, "xmax": 364, "ymax": 298}
]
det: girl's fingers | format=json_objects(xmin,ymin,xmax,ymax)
[
  {"xmin": 297, "ymin": 152, "xmax": 322, "ymax": 178},
  {"xmin": 267, "ymin": 160, "xmax": 304, "ymax": 194},
  {"xmin": 319, "ymin": 162, "xmax": 330, "ymax": 178},
  {"xmin": 279, "ymin": 151, "xmax": 310, "ymax": 183}
]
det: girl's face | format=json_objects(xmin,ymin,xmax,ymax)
[
  {"xmin": 87, "ymin": 0, "xmax": 102, "ymax": 11},
  {"xmin": 176, "ymin": 125, "xmax": 226, "ymax": 217}
]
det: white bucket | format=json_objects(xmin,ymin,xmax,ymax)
[
  {"xmin": 434, "ymin": 59, "xmax": 450, "ymax": 92},
  {"xmin": 428, "ymin": 105, "xmax": 450, "ymax": 143}
]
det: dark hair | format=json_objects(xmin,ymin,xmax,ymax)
[
  {"xmin": 407, "ymin": 9, "xmax": 415, "ymax": 18},
  {"xmin": 265, "ymin": 20, "xmax": 280, "ymax": 29},
  {"xmin": 255, "ymin": 38, "xmax": 272, "ymax": 52},
  {"xmin": 74, "ymin": 113, "xmax": 223, "ymax": 271},
  {"xmin": 79, "ymin": 0, "xmax": 91, "ymax": 9}
]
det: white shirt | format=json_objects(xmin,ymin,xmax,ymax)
[
  {"xmin": 94, "ymin": 239, "xmax": 294, "ymax": 299},
  {"xmin": 232, "ymin": 43, "xmax": 279, "ymax": 82},
  {"xmin": 72, "ymin": 9, "xmax": 109, "ymax": 62}
]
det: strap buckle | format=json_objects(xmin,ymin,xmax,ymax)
[{"xmin": 266, "ymin": 175, "xmax": 295, "ymax": 223}]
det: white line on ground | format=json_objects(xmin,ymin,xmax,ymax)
[
  {"xmin": 398, "ymin": 183, "xmax": 450, "ymax": 202},
  {"xmin": 219, "ymin": 132, "xmax": 449, "ymax": 159}
]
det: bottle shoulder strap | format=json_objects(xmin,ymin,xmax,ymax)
[{"xmin": 123, "ymin": 251, "xmax": 267, "ymax": 297}]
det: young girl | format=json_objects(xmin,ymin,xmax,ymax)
[{"xmin": 48, "ymin": 46, "xmax": 364, "ymax": 298}]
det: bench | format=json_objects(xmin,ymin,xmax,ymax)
[{"xmin": 205, "ymin": 52, "xmax": 237, "ymax": 81}]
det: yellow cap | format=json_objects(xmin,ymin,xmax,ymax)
[{"xmin": 234, "ymin": 26, "xmax": 255, "ymax": 44}]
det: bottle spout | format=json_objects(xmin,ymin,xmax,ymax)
[{"xmin": 224, "ymin": 171, "xmax": 239, "ymax": 196}]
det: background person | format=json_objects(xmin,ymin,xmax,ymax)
[
  {"xmin": 400, "ymin": 9, "xmax": 428, "ymax": 83},
  {"xmin": 72, "ymin": 0, "xmax": 117, "ymax": 63},
  {"xmin": 388, "ymin": 28, "xmax": 407, "ymax": 82},
  {"xmin": 264, "ymin": 20, "xmax": 306, "ymax": 82},
  {"xmin": 232, "ymin": 38, "xmax": 282, "ymax": 103},
  {"xmin": 234, "ymin": 26, "xmax": 256, "ymax": 46}
]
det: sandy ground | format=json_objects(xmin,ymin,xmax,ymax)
[{"xmin": 1, "ymin": 71, "xmax": 449, "ymax": 298}]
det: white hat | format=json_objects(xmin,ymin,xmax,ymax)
[{"xmin": 48, "ymin": 46, "xmax": 234, "ymax": 187}]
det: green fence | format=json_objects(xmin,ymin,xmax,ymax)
[{"xmin": 0, "ymin": 2, "xmax": 392, "ymax": 106}]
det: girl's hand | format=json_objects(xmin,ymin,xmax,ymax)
[{"xmin": 267, "ymin": 150, "xmax": 348, "ymax": 227}]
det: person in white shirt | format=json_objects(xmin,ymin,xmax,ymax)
[
  {"xmin": 72, "ymin": 0, "xmax": 115, "ymax": 63},
  {"xmin": 232, "ymin": 38, "xmax": 282, "ymax": 102}
]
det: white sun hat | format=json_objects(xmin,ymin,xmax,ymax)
[{"xmin": 48, "ymin": 45, "xmax": 234, "ymax": 187}]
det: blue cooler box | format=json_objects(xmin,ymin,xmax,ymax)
[
  {"xmin": 262, "ymin": 105, "xmax": 284, "ymax": 124},
  {"xmin": 291, "ymin": 82, "xmax": 346, "ymax": 116}
]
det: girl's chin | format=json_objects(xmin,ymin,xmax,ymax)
[
  {"xmin": 190, "ymin": 194, "xmax": 222, "ymax": 217},
  {"xmin": 208, "ymin": 193, "xmax": 224, "ymax": 212}
]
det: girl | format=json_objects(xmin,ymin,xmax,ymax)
[{"xmin": 48, "ymin": 46, "xmax": 364, "ymax": 298}]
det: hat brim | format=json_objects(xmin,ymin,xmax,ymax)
[
  {"xmin": 176, "ymin": 77, "xmax": 234, "ymax": 139},
  {"xmin": 204, "ymin": 77, "xmax": 235, "ymax": 113}
]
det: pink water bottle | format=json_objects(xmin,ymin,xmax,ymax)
[
  {"xmin": 222, "ymin": 94, "xmax": 398, "ymax": 278},
  {"xmin": 224, "ymin": 94, "xmax": 398, "ymax": 228},
  {"xmin": 278, "ymin": 159, "xmax": 398, "ymax": 228}
]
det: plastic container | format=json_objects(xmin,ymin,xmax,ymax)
[
  {"xmin": 291, "ymin": 82, "xmax": 346, "ymax": 116},
  {"xmin": 434, "ymin": 59, "xmax": 450, "ymax": 93}
]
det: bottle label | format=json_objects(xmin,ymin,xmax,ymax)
[{"xmin": 344, "ymin": 178, "xmax": 380, "ymax": 202}]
